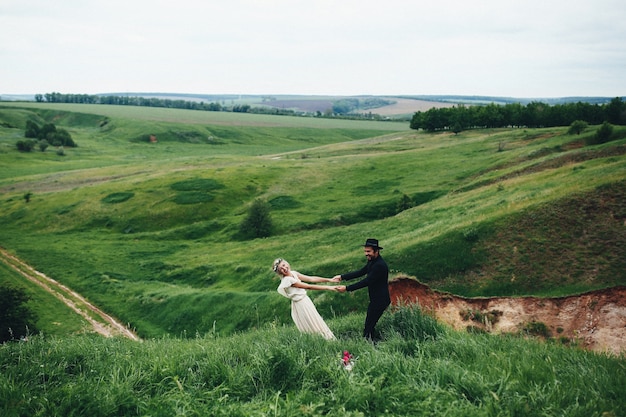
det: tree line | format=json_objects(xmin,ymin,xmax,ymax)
[
  {"xmin": 410, "ymin": 97, "xmax": 626, "ymax": 132},
  {"xmin": 36, "ymin": 92, "xmax": 225, "ymax": 111},
  {"xmin": 34, "ymin": 92, "xmax": 397, "ymax": 121}
]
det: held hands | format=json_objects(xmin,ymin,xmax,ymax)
[{"xmin": 331, "ymin": 277, "xmax": 346, "ymax": 293}]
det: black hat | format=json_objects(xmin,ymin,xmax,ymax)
[{"xmin": 363, "ymin": 238, "xmax": 383, "ymax": 250}]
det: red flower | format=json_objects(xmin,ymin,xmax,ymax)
[{"xmin": 342, "ymin": 350, "xmax": 353, "ymax": 365}]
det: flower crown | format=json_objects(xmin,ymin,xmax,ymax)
[{"xmin": 272, "ymin": 258, "xmax": 284, "ymax": 272}]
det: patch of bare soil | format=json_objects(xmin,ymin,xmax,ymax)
[
  {"xmin": 262, "ymin": 97, "xmax": 453, "ymax": 116},
  {"xmin": 366, "ymin": 98, "xmax": 454, "ymax": 116},
  {"xmin": 263, "ymin": 99, "xmax": 334, "ymax": 113},
  {"xmin": 389, "ymin": 277, "xmax": 626, "ymax": 356}
]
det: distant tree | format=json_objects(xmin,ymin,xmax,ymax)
[
  {"xmin": 0, "ymin": 286, "xmax": 38, "ymax": 342},
  {"xmin": 24, "ymin": 191, "xmax": 32, "ymax": 203},
  {"xmin": 16, "ymin": 139, "xmax": 37, "ymax": 152},
  {"xmin": 567, "ymin": 120, "xmax": 588, "ymax": 135},
  {"xmin": 38, "ymin": 139, "xmax": 49, "ymax": 152},
  {"xmin": 332, "ymin": 99, "xmax": 359, "ymax": 114},
  {"xmin": 605, "ymin": 97, "xmax": 625, "ymax": 125},
  {"xmin": 52, "ymin": 128, "xmax": 76, "ymax": 147},
  {"xmin": 39, "ymin": 123, "xmax": 57, "ymax": 141},
  {"xmin": 421, "ymin": 107, "xmax": 446, "ymax": 131},
  {"xmin": 233, "ymin": 104, "xmax": 250, "ymax": 113},
  {"xmin": 594, "ymin": 121, "xmax": 614, "ymax": 144},
  {"xmin": 25, "ymin": 120, "xmax": 40, "ymax": 138},
  {"xmin": 22, "ymin": 120, "xmax": 77, "ymax": 148},
  {"xmin": 452, "ymin": 104, "xmax": 470, "ymax": 131},
  {"xmin": 477, "ymin": 103, "xmax": 504, "ymax": 128},
  {"xmin": 239, "ymin": 199, "xmax": 273, "ymax": 239},
  {"xmin": 409, "ymin": 111, "xmax": 423, "ymax": 130}
]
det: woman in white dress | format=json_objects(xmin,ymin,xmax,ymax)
[{"xmin": 272, "ymin": 258, "xmax": 340, "ymax": 340}]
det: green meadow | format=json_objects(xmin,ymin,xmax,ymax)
[
  {"xmin": 1, "ymin": 102, "xmax": 624, "ymax": 336},
  {"xmin": 2, "ymin": 309, "xmax": 625, "ymax": 416},
  {"xmin": 1, "ymin": 102, "xmax": 625, "ymax": 416}
]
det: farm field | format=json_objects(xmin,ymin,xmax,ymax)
[{"xmin": 0, "ymin": 101, "xmax": 413, "ymax": 128}]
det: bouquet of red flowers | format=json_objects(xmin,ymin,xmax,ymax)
[{"xmin": 341, "ymin": 350, "xmax": 354, "ymax": 371}]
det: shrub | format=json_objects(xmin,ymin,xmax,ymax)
[
  {"xmin": 239, "ymin": 199, "xmax": 273, "ymax": 239},
  {"xmin": 16, "ymin": 139, "xmax": 37, "ymax": 152},
  {"xmin": 24, "ymin": 121, "xmax": 77, "ymax": 147},
  {"xmin": 0, "ymin": 286, "xmax": 38, "ymax": 342},
  {"xmin": 24, "ymin": 120, "xmax": 40, "ymax": 138},
  {"xmin": 586, "ymin": 121, "xmax": 614, "ymax": 145},
  {"xmin": 396, "ymin": 193, "xmax": 414, "ymax": 212},
  {"xmin": 38, "ymin": 139, "xmax": 49, "ymax": 152},
  {"xmin": 50, "ymin": 128, "xmax": 76, "ymax": 147},
  {"xmin": 567, "ymin": 120, "xmax": 588, "ymax": 135},
  {"xmin": 522, "ymin": 320, "xmax": 551, "ymax": 338},
  {"xmin": 596, "ymin": 121, "xmax": 614, "ymax": 143}
]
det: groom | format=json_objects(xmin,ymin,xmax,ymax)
[{"xmin": 336, "ymin": 238, "xmax": 390, "ymax": 341}]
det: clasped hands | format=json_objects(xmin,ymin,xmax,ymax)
[{"xmin": 330, "ymin": 275, "xmax": 347, "ymax": 292}]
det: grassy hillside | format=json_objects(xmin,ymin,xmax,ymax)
[
  {"xmin": 0, "ymin": 102, "xmax": 625, "ymax": 339},
  {"xmin": 1, "ymin": 306, "xmax": 624, "ymax": 416}
]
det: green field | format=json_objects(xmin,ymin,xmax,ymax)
[
  {"xmin": 1, "ymin": 308, "xmax": 625, "ymax": 416},
  {"xmin": 1, "ymin": 102, "xmax": 625, "ymax": 416},
  {"xmin": 1, "ymin": 102, "xmax": 625, "ymax": 338}
]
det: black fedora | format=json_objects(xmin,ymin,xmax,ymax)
[{"xmin": 363, "ymin": 238, "xmax": 383, "ymax": 250}]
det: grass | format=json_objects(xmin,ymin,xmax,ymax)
[
  {"xmin": 0, "ymin": 305, "xmax": 624, "ymax": 416},
  {"xmin": 0, "ymin": 102, "xmax": 625, "ymax": 339},
  {"xmin": 0, "ymin": 261, "xmax": 89, "ymax": 336},
  {"xmin": 1, "ymin": 102, "xmax": 625, "ymax": 415}
]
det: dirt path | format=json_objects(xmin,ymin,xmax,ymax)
[
  {"xmin": 389, "ymin": 277, "xmax": 626, "ymax": 356},
  {"xmin": 0, "ymin": 247, "xmax": 140, "ymax": 341}
]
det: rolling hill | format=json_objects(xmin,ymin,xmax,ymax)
[{"xmin": 0, "ymin": 102, "xmax": 624, "ymax": 340}]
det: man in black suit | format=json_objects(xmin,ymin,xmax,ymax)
[{"xmin": 336, "ymin": 238, "xmax": 390, "ymax": 341}]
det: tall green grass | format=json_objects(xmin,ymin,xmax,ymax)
[{"xmin": 1, "ymin": 306, "xmax": 623, "ymax": 416}]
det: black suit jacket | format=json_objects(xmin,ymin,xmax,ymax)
[{"xmin": 341, "ymin": 255, "xmax": 391, "ymax": 309}]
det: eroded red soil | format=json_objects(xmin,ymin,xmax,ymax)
[{"xmin": 389, "ymin": 277, "xmax": 626, "ymax": 356}]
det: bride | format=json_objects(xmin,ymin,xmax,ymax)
[{"xmin": 272, "ymin": 258, "xmax": 340, "ymax": 340}]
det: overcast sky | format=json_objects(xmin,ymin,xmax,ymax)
[{"xmin": 1, "ymin": 0, "xmax": 625, "ymax": 98}]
